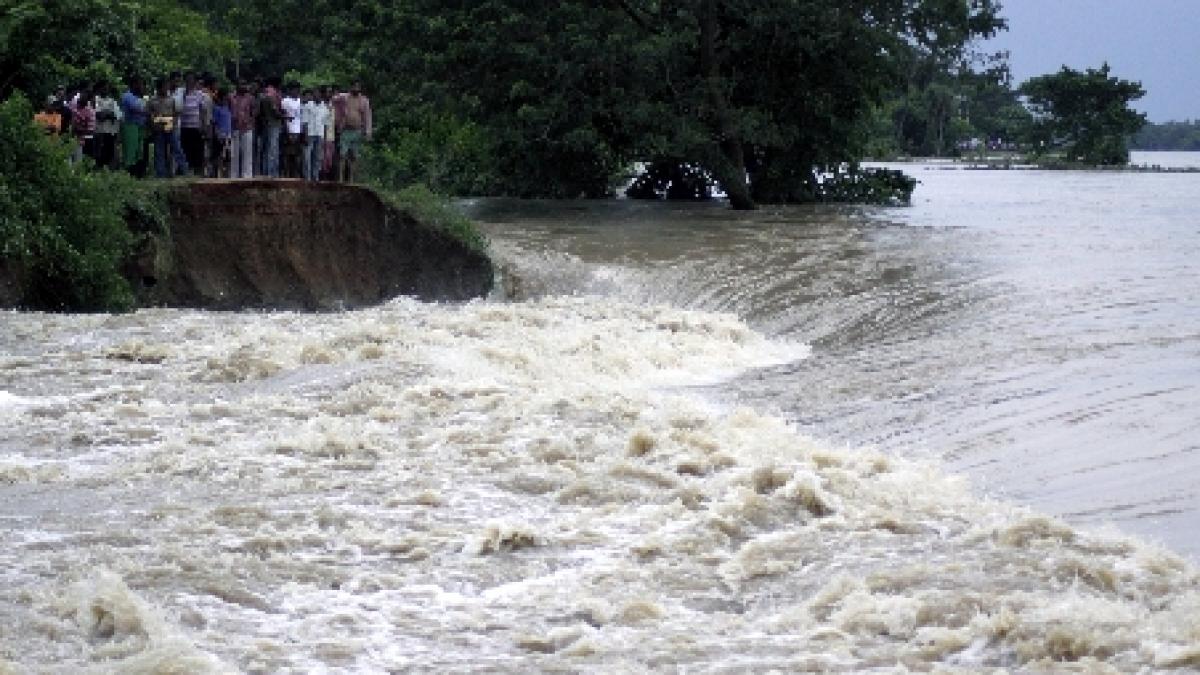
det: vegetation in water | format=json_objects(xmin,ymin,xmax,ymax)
[{"xmin": 1020, "ymin": 64, "xmax": 1147, "ymax": 166}]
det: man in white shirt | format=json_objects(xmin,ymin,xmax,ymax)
[
  {"xmin": 300, "ymin": 90, "xmax": 329, "ymax": 181},
  {"xmin": 281, "ymin": 84, "xmax": 304, "ymax": 178}
]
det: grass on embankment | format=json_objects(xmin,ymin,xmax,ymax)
[{"xmin": 370, "ymin": 183, "xmax": 489, "ymax": 255}]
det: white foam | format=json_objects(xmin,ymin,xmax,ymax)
[{"xmin": 0, "ymin": 298, "xmax": 1196, "ymax": 671}]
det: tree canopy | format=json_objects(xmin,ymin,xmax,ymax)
[
  {"xmin": 4, "ymin": 0, "xmax": 1014, "ymax": 205},
  {"xmin": 0, "ymin": 0, "xmax": 236, "ymax": 99},
  {"xmin": 1131, "ymin": 120, "xmax": 1200, "ymax": 151},
  {"xmin": 1020, "ymin": 63, "xmax": 1146, "ymax": 165},
  {"xmin": 184, "ymin": 0, "xmax": 1004, "ymax": 207}
]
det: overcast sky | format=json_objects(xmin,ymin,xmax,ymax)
[{"xmin": 984, "ymin": 0, "xmax": 1200, "ymax": 122}]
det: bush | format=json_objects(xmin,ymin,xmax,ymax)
[
  {"xmin": 0, "ymin": 92, "xmax": 141, "ymax": 311},
  {"xmin": 360, "ymin": 113, "xmax": 502, "ymax": 197},
  {"xmin": 816, "ymin": 166, "xmax": 917, "ymax": 206}
]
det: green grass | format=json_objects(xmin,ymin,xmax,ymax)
[{"xmin": 373, "ymin": 183, "xmax": 489, "ymax": 254}]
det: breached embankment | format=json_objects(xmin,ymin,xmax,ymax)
[
  {"xmin": 3, "ymin": 180, "xmax": 493, "ymax": 311},
  {"xmin": 134, "ymin": 180, "xmax": 493, "ymax": 310}
]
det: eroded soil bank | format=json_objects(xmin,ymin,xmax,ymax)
[{"xmin": 132, "ymin": 180, "xmax": 492, "ymax": 310}]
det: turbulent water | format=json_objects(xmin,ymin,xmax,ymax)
[{"xmin": 3, "ymin": 164, "xmax": 1200, "ymax": 671}]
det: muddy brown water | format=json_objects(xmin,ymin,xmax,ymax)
[{"xmin": 1, "ymin": 161, "xmax": 1198, "ymax": 670}]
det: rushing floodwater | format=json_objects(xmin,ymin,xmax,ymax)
[{"xmin": 2, "ymin": 162, "xmax": 1200, "ymax": 671}]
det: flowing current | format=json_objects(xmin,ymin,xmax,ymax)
[{"xmin": 2, "ymin": 163, "xmax": 1200, "ymax": 671}]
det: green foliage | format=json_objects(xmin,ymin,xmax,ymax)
[
  {"xmin": 880, "ymin": 48, "xmax": 1031, "ymax": 158},
  {"xmin": 0, "ymin": 0, "xmax": 236, "ymax": 99},
  {"xmin": 0, "ymin": 92, "xmax": 145, "ymax": 311},
  {"xmin": 6, "ymin": 1, "xmax": 1013, "ymax": 208},
  {"xmin": 1131, "ymin": 120, "xmax": 1200, "ymax": 151},
  {"xmin": 205, "ymin": 0, "xmax": 1002, "ymax": 207},
  {"xmin": 361, "ymin": 114, "xmax": 501, "ymax": 197},
  {"xmin": 626, "ymin": 162, "xmax": 715, "ymax": 201},
  {"xmin": 372, "ymin": 183, "xmax": 488, "ymax": 255},
  {"xmin": 1020, "ymin": 64, "xmax": 1147, "ymax": 165},
  {"xmin": 816, "ymin": 167, "xmax": 917, "ymax": 206}
]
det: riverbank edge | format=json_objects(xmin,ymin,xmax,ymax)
[
  {"xmin": 1, "ymin": 180, "xmax": 494, "ymax": 312},
  {"xmin": 868, "ymin": 157, "xmax": 1200, "ymax": 173}
]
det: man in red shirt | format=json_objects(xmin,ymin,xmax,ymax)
[{"xmin": 229, "ymin": 81, "xmax": 257, "ymax": 178}]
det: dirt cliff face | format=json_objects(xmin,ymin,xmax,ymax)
[{"xmin": 134, "ymin": 180, "xmax": 492, "ymax": 310}]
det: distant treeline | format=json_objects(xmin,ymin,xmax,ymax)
[{"xmin": 1130, "ymin": 121, "xmax": 1200, "ymax": 151}]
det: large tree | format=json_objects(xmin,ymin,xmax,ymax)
[
  {"xmin": 885, "ymin": 48, "xmax": 1031, "ymax": 157},
  {"xmin": 315, "ymin": 0, "xmax": 1004, "ymax": 207},
  {"xmin": 1020, "ymin": 63, "xmax": 1146, "ymax": 165}
]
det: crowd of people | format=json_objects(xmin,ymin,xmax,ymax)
[{"xmin": 32, "ymin": 73, "xmax": 373, "ymax": 183}]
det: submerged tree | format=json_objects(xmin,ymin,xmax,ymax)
[{"xmin": 1020, "ymin": 64, "xmax": 1146, "ymax": 165}]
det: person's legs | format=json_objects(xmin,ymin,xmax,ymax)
[
  {"xmin": 282, "ymin": 134, "xmax": 292, "ymax": 177},
  {"xmin": 122, "ymin": 123, "xmax": 140, "ymax": 173},
  {"xmin": 288, "ymin": 133, "xmax": 303, "ymax": 178},
  {"xmin": 336, "ymin": 130, "xmax": 352, "ymax": 182},
  {"xmin": 313, "ymin": 136, "xmax": 324, "ymax": 181},
  {"xmin": 241, "ymin": 131, "xmax": 254, "ymax": 178},
  {"xmin": 218, "ymin": 138, "xmax": 230, "ymax": 178},
  {"xmin": 170, "ymin": 126, "xmax": 187, "ymax": 175},
  {"xmin": 97, "ymin": 134, "xmax": 115, "ymax": 168},
  {"xmin": 303, "ymin": 136, "xmax": 316, "ymax": 180},
  {"xmin": 302, "ymin": 136, "xmax": 310, "ymax": 180},
  {"xmin": 230, "ymin": 132, "xmax": 241, "ymax": 178},
  {"xmin": 135, "ymin": 129, "xmax": 150, "ymax": 178},
  {"xmin": 182, "ymin": 129, "xmax": 204, "ymax": 175},
  {"xmin": 208, "ymin": 135, "xmax": 218, "ymax": 177},
  {"xmin": 322, "ymin": 139, "xmax": 334, "ymax": 180},
  {"xmin": 154, "ymin": 131, "xmax": 169, "ymax": 177},
  {"xmin": 266, "ymin": 125, "xmax": 280, "ymax": 178},
  {"xmin": 340, "ymin": 130, "xmax": 362, "ymax": 183}
]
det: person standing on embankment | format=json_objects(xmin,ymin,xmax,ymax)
[
  {"xmin": 119, "ymin": 77, "xmax": 148, "ymax": 177},
  {"xmin": 93, "ymin": 82, "xmax": 122, "ymax": 169},
  {"xmin": 335, "ymin": 81, "xmax": 371, "ymax": 183},
  {"xmin": 229, "ymin": 81, "xmax": 256, "ymax": 179}
]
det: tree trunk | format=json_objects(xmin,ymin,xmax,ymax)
[{"xmin": 699, "ymin": 0, "xmax": 755, "ymax": 210}]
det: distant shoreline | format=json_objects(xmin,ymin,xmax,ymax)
[{"xmin": 868, "ymin": 155, "xmax": 1200, "ymax": 173}]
